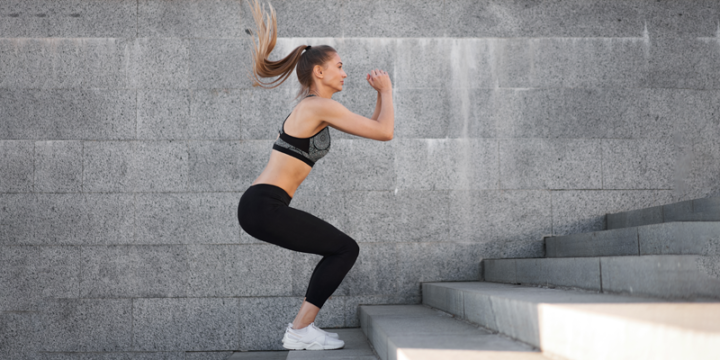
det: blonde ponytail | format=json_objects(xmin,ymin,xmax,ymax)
[{"xmin": 246, "ymin": 0, "xmax": 337, "ymax": 97}]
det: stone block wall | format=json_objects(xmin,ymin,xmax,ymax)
[{"xmin": 1, "ymin": 0, "xmax": 720, "ymax": 356}]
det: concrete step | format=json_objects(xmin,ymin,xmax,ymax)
[
  {"xmin": 545, "ymin": 221, "xmax": 720, "ymax": 258},
  {"xmin": 229, "ymin": 351, "xmax": 289, "ymax": 359},
  {"xmin": 286, "ymin": 328, "xmax": 379, "ymax": 360},
  {"xmin": 228, "ymin": 328, "xmax": 378, "ymax": 360},
  {"xmin": 422, "ymin": 281, "xmax": 720, "ymax": 360},
  {"xmin": 359, "ymin": 304, "xmax": 546, "ymax": 360},
  {"xmin": 484, "ymin": 255, "xmax": 720, "ymax": 299},
  {"xmin": 607, "ymin": 196, "xmax": 720, "ymax": 229}
]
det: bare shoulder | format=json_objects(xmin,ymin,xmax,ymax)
[{"xmin": 303, "ymin": 96, "xmax": 348, "ymax": 118}]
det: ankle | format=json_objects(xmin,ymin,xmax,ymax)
[{"xmin": 292, "ymin": 322, "xmax": 310, "ymax": 330}]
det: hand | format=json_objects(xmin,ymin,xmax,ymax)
[{"xmin": 366, "ymin": 69, "xmax": 392, "ymax": 94}]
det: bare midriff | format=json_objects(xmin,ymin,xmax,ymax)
[{"xmin": 251, "ymin": 150, "xmax": 313, "ymax": 198}]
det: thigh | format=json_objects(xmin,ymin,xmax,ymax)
[{"xmin": 259, "ymin": 205, "xmax": 352, "ymax": 257}]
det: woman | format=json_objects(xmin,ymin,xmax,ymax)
[{"xmin": 236, "ymin": 0, "xmax": 394, "ymax": 351}]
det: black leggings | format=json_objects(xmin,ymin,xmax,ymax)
[{"xmin": 237, "ymin": 184, "xmax": 360, "ymax": 309}]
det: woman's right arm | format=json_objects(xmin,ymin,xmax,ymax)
[
  {"xmin": 370, "ymin": 91, "xmax": 382, "ymax": 121},
  {"xmin": 315, "ymin": 69, "xmax": 394, "ymax": 141}
]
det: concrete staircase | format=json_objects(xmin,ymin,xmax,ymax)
[
  {"xmin": 357, "ymin": 196, "xmax": 720, "ymax": 360},
  {"xmin": 486, "ymin": 196, "xmax": 720, "ymax": 300},
  {"xmin": 227, "ymin": 328, "xmax": 379, "ymax": 360}
]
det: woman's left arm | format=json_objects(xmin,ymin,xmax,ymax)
[{"xmin": 371, "ymin": 92, "xmax": 382, "ymax": 120}]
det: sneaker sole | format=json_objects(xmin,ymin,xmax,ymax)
[
  {"xmin": 282, "ymin": 338, "xmax": 344, "ymax": 350},
  {"xmin": 283, "ymin": 333, "xmax": 339, "ymax": 341}
]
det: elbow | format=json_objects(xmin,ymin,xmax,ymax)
[{"xmin": 381, "ymin": 130, "xmax": 394, "ymax": 141}]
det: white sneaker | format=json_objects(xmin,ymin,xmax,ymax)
[
  {"xmin": 283, "ymin": 322, "xmax": 339, "ymax": 340},
  {"xmin": 282, "ymin": 322, "xmax": 345, "ymax": 350},
  {"xmin": 310, "ymin": 322, "xmax": 340, "ymax": 339}
]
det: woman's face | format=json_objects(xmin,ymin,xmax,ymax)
[{"xmin": 320, "ymin": 52, "xmax": 347, "ymax": 93}]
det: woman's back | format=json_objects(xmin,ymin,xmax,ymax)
[{"xmin": 251, "ymin": 97, "xmax": 329, "ymax": 197}]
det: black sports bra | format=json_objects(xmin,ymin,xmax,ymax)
[{"xmin": 271, "ymin": 96, "xmax": 331, "ymax": 167}]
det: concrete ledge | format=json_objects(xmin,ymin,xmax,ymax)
[
  {"xmin": 545, "ymin": 222, "xmax": 720, "ymax": 258},
  {"xmin": 485, "ymin": 255, "xmax": 720, "ymax": 300},
  {"xmin": 484, "ymin": 258, "xmax": 601, "ymax": 291},
  {"xmin": 422, "ymin": 282, "xmax": 653, "ymax": 348},
  {"xmin": 538, "ymin": 303, "xmax": 720, "ymax": 360},
  {"xmin": 545, "ymin": 227, "xmax": 639, "ymax": 258},
  {"xmin": 422, "ymin": 282, "xmax": 720, "ymax": 360},
  {"xmin": 359, "ymin": 304, "xmax": 542, "ymax": 360},
  {"xmin": 607, "ymin": 196, "xmax": 720, "ymax": 229},
  {"xmin": 607, "ymin": 204, "xmax": 664, "ymax": 229},
  {"xmin": 639, "ymin": 222, "xmax": 720, "ymax": 255},
  {"xmin": 601, "ymin": 255, "xmax": 720, "ymax": 299}
]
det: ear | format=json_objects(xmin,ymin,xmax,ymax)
[{"xmin": 313, "ymin": 64, "xmax": 324, "ymax": 79}]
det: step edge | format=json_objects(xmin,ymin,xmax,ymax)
[{"xmin": 421, "ymin": 281, "xmax": 720, "ymax": 356}]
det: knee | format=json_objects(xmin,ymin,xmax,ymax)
[{"xmin": 340, "ymin": 236, "xmax": 360, "ymax": 260}]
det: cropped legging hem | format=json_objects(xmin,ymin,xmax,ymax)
[{"xmin": 237, "ymin": 183, "xmax": 359, "ymax": 309}]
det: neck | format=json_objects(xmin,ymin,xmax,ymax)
[{"xmin": 308, "ymin": 86, "xmax": 334, "ymax": 99}]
